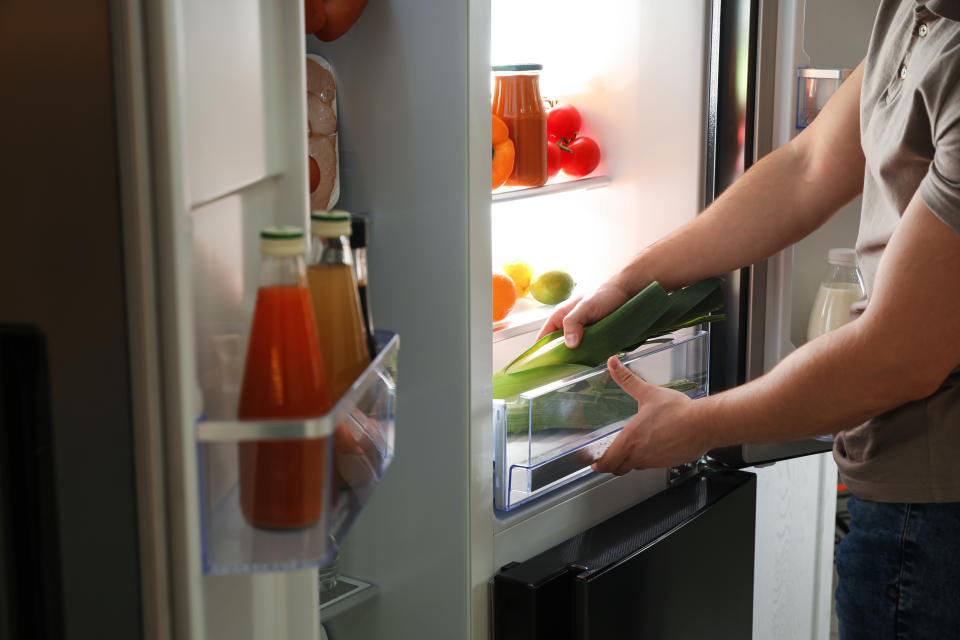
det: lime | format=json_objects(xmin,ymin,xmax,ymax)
[
  {"xmin": 503, "ymin": 260, "xmax": 534, "ymax": 297},
  {"xmin": 530, "ymin": 270, "xmax": 575, "ymax": 305}
]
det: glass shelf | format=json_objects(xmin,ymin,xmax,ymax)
[
  {"xmin": 493, "ymin": 301, "xmax": 554, "ymax": 343},
  {"xmin": 493, "ymin": 328, "xmax": 709, "ymax": 512},
  {"xmin": 492, "ymin": 175, "xmax": 611, "ymax": 204},
  {"xmin": 196, "ymin": 331, "xmax": 398, "ymax": 574}
]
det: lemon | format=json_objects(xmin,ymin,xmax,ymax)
[
  {"xmin": 502, "ymin": 260, "xmax": 534, "ymax": 297},
  {"xmin": 530, "ymin": 270, "xmax": 575, "ymax": 305}
]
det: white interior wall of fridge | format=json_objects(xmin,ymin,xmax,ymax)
[{"xmin": 490, "ymin": 1, "xmax": 711, "ymax": 369}]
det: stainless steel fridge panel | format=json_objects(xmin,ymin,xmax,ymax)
[
  {"xmin": 706, "ymin": 0, "xmax": 759, "ymax": 394},
  {"xmin": 706, "ymin": 0, "xmax": 834, "ymax": 468}
]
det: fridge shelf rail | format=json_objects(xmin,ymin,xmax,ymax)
[
  {"xmin": 494, "ymin": 328, "xmax": 709, "ymax": 512},
  {"xmin": 491, "ymin": 175, "xmax": 611, "ymax": 204},
  {"xmin": 196, "ymin": 331, "xmax": 399, "ymax": 575}
]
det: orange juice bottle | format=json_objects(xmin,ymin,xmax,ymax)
[
  {"xmin": 237, "ymin": 227, "xmax": 331, "ymax": 529},
  {"xmin": 307, "ymin": 212, "xmax": 371, "ymax": 402}
]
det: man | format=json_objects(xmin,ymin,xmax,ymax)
[{"xmin": 539, "ymin": 2, "xmax": 960, "ymax": 637}]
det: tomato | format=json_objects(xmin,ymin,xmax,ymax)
[
  {"xmin": 304, "ymin": 0, "xmax": 326, "ymax": 34},
  {"xmin": 560, "ymin": 136, "xmax": 601, "ymax": 178},
  {"xmin": 314, "ymin": 0, "xmax": 369, "ymax": 42},
  {"xmin": 547, "ymin": 136, "xmax": 563, "ymax": 178},
  {"xmin": 547, "ymin": 104, "xmax": 581, "ymax": 141}
]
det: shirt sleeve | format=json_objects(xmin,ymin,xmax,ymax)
[{"xmin": 919, "ymin": 68, "xmax": 960, "ymax": 235}]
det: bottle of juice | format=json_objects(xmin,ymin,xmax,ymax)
[
  {"xmin": 308, "ymin": 212, "xmax": 371, "ymax": 402},
  {"xmin": 237, "ymin": 227, "xmax": 331, "ymax": 529}
]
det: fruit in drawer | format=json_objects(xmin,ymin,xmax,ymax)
[
  {"xmin": 502, "ymin": 260, "xmax": 533, "ymax": 297},
  {"xmin": 530, "ymin": 270, "xmax": 575, "ymax": 306},
  {"xmin": 492, "ymin": 273, "xmax": 518, "ymax": 322}
]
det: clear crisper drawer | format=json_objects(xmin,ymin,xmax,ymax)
[
  {"xmin": 494, "ymin": 328, "xmax": 708, "ymax": 512},
  {"xmin": 196, "ymin": 331, "xmax": 398, "ymax": 574}
]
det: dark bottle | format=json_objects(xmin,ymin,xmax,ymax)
[{"xmin": 350, "ymin": 215, "xmax": 377, "ymax": 358}]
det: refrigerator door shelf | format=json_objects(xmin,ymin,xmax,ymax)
[
  {"xmin": 492, "ymin": 175, "xmax": 612, "ymax": 205},
  {"xmin": 494, "ymin": 328, "xmax": 709, "ymax": 512},
  {"xmin": 196, "ymin": 331, "xmax": 398, "ymax": 575}
]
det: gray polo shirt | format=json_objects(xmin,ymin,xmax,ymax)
[{"xmin": 834, "ymin": 0, "xmax": 960, "ymax": 502}]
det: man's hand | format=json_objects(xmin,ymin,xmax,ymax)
[
  {"xmin": 590, "ymin": 356, "xmax": 709, "ymax": 475},
  {"xmin": 535, "ymin": 281, "xmax": 634, "ymax": 347}
]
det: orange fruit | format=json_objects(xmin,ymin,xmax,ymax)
[{"xmin": 492, "ymin": 273, "xmax": 518, "ymax": 322}]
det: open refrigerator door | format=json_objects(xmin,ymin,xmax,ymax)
[{"xmin": 67, "ymin": 0, "xmax": 877, "ymax": 637}]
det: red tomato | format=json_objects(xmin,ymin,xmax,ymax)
[
  {"xmin": 560, "ymin": 137, "xmax": 601, "ymax": 178},
  {"xmin": 547, "ymin": 136, "xmax": 563, "ymax": 178},
  {"xmin": 547, "ymin": 104, "xmax": 581, "ymax": 141},
  {"xmin": 304, "ymin": 0, "xmax": 326, "ymax": 34}
]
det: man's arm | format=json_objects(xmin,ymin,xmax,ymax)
[
  {"xmin": 540, "ymin": 61, "xmax": 867, "ymax": 346},
  {"xmin": 593, "ymin": 192, "xmax": 960, "ymax": 474}
]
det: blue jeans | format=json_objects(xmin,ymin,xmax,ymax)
[{"xmin": 835, "ymin": 496, "xmax": 960, "ymax": 639}]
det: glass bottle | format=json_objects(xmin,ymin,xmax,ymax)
[
  {"xmin": 492, "ymin": 64, "xmax": 548, "ymax": 187},
  {"xmin": 806, "ymin": 248, "xmax": 866, "ymax": 341},
  {"xmin": 307, "ymin": 211, "xmax": 371, "ymax": 403},
  {"xmin": 237, "ymin": 227, "xmax": 332, "ymax": 529}
]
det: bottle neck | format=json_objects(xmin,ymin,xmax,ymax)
[
  {"xmin": 823, "ymin": 263, "xmax": 864, "ymax": 289},
  {"xmin": 259, "ymin": 254, "xmax": 307, "ymax": 288},
  {"xmin": 310, "ymin": 234, "xmax": 354, "ymax": 267}
]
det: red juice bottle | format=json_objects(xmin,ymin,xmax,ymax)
[{"xmin": 237, "ymin": 227, "xmax": 332, "ymax": 529}]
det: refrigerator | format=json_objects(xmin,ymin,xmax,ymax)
[{"xmin": 0, "ymin": 0, "xmax": 878, "ymax": 638}]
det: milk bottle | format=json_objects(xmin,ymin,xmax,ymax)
[{"xmin": 806, "ymin": 248, "xmax": 866, "ymax": 341}]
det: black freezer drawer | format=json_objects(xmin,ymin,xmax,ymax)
[{"xmin": 493, "ymin": 468, "xmax": 756, "ymax": 640}]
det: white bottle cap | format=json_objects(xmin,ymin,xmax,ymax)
[
  {"xmin": 311, "ymin": 210, "xmax": 352, "ymax": 238},
  {"xmin": 828, "ymin": 248, "xmax": 857, "ymax": 266},
  {"xmin": 260, "ymin": 227, "xmax": 306, "ymax": 257}
]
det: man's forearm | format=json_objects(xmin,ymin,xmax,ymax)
[
  {"xmin": 611, "ymin": 63, "xmax": 866, "ymax": 296},
  {"xmin": 613, "ymin": 140, "xmax": 860, "ymax": 294},
  {"xmin": 694, "ymin": 317, "xmax": 930, "ymax": 448}
]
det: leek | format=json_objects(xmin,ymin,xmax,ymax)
[{"xmin": 493, "ymin": 278, "xmax": 724, "ymax": 434}]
